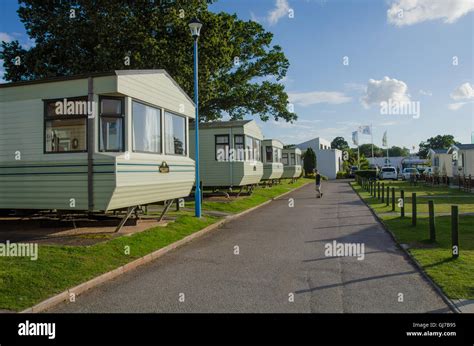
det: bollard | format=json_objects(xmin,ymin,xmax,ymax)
[
  {"xmin": 412, "ymin": 193, "xmax": 417, "ymax": 226},
  {"xmin": 400, "ymin": 190, "xmax": 405, "ymax": 218},
  {"xmin": 451, "ymin": 206, "xmax": 459, "ymax": 258},
  {"xmin": 428, "ymin": 200, "xmax": 435, "ymax": 242},
  {"xmin": 382, "ymin": 183, "xmax": 385, "ymax": 203},
  {"xmin": 386, "ymin": 186, "xmax": 390, "ymax": 207},
  {"xmin": 392, "ymin": 187, "xmax": 395, "ymax": 211},
  {"xmin": 377, "ymin": 182, "xmax": 381, "ymax": 200}
]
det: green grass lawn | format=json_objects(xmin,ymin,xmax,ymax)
[
  {"xmin": 194, "ymin": 178, "xmax": 312, "ymax": 214},
  {"xmin": 352, "ymin": 182, "xmax": 474, "ymax": 299},
  {"xmin": 0, "ymin": 178, "xmax": 311, "ymax": 311}
]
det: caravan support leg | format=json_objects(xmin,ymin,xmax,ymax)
[
  {"xmin": 158, "ymin": 200, "xmax": 174, "ymax": 222},
  {"xmin": 114, "ymin": 206, "xmax": 137, "ymax": 233}
]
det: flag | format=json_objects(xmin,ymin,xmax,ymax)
[
  {"xmin": 359, "ymin": 125, "xmax": 371, "ymax": 135},
  {"xmin": 352, "ymin": 131, "xmax": 359, "ymax": 146},
  {"xmin": 382, "ymin": 131, "xmax": 387, "ymax": 147}
]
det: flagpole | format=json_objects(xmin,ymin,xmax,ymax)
[
  {"xmin": 358, "ymin": 145, "xmax": 360, "ymax": 170},
  {"xmin": 371, "ymin": 124, "xmax": 374, "ymax": 160}
]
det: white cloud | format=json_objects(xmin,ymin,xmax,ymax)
[
  {"xmin": 448, "ymin": 82, "xmax": 474, "ymax": 110},
  {"xmin": 271, "ymin": 118, "xmax": 322, "ymax": 129},
  {"xmin": 344, "ymin": 82, "xmax": 366, "ymax": 93},
  {"xmin": 362, "ymin": 76, "xmax": 411, "ymax": 107},
  {"xmin": 387, "ymin": 0, "xmax": 474, "ymax": 26},
  {"xmin": 268, "ymin": 0, "xmax": 290, "ymax": 25},
  {"xmin": 419, "ymin": 89, "xmax": 432, "ymax": 96},
  {"xmin": 288, "ymin": 91, "xmax": 352, "ymax": 106},
  {"xmin": 448, "ymin": 102, "xmax": 469, "ymax": 111},
  {"xmin": 0, "ymin": 32, "xmax": 14, "ymax": 43},
  {"xmin": 450, "ymin": 82, "xmax": 474, "ymax": 100}
]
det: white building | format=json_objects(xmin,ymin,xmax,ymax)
[{"xmin": 296, "ymin": 137, "xmax": 342, "ymax": 179}]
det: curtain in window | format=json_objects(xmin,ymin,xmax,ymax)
[{"xmin": 165, "ymin": 112, "xmax": 174, "ymax": 154}]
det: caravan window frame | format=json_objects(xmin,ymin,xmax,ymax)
[
  {"xmin": 98, "ymin": 96, "xmax": 125, "ymax": 153},
  {"xmin": 43, "ymin": 96, "xmax": 89, "ymax": 154},
  {"xmin": 131, "ymin": 100, "xmax": 162, "ymax": 154},
  {"xmin": 215, "ymin": 135, "xmax": 230, "ymax": 161},
  {"xmin": 164, "ymin": 111, "xmax": 187, "ymax": 156}
]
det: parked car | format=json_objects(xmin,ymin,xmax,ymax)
[
  {"xmin": 401, "ymin": 168, "xmax": 420, "ymax": 180},
  {"xmin": 379, "ymin": 166, "xmax": 397, "ymax": 180},
  {"xmin": 348, "ymin": 166, "xmax": 358, "ymax": 178},
  {"xmin": 423, "ymin": 167, "xmax": 434, "ymax": 177}
]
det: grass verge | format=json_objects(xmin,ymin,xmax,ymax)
[{"xmin": 351, "ymin": 182, "xmax": 474, "ymax": 300}]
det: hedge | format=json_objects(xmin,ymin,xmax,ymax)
[{"xmin": 354, "ymin": 170, "xmax": 377, "ymax": 179}]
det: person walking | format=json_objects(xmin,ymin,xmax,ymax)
[{"xmin": 315, "ymin": 169, "xmax": 323, "ymax": 198}]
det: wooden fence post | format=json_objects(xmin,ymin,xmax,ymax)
[
  {"xmin": 451, "ymin": 205, "xmax": 459, "ymax": 258},
  {"xmin": 381, "ymin": 182, "xmax": 385, "ymax": 203},
  {"xmin": 412, "ymin": 193, "xmax": 417, "ymax": 226},
  {"xmin": 428, "ymin": 200, "xmax": 435, "ymax": 242},
  {"xmin": 392, "ymin": 187, "xmax": 395, "ymax": 211},
  {"xmin": 400, "ymin": 190, "xmax": 405, "ymax": 218}
]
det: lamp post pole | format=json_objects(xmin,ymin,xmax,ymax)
[
  {"xmin": 189, "ymin": 18, "xmax": 203, "ymax": 218},
  {"xmin": 193, "ymin": 38, "xmax": 201, "ymax": 218}
]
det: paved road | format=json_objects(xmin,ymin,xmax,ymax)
[{"xmin": 51, "ymin": 180, "xmax": 450, "ymax": 313}]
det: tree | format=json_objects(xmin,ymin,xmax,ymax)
[
  {"xmin": 0, "ymin": 0, "xmax": 296, "ymax": 123},
  {"xmin": 303, "ymin": 148, "xmax": 316, "ymax": 176},
  {"xmin": 358, "ymin": 144, "xmax": 383, "ymax": 158},
  {"xmin": 418, "ymin": 135, "xmax": 457, "ymax": 159},
  {"xmin": 331, "ymin": 136, "xmax": 349, "ymax": 151},
  {"xmin": 388, "ymin": 146, "xmax": 410, "ymax": 157}
]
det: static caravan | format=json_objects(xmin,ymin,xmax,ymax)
[
  {"xmin": 0, "ymin": 70, "xmax": 196, "ymax": 214},
  {"xmin": 281, "ymin": 147, "xmax": 302, "ymax": 181},
  {"xmin": 448, "ymin": 144, "xmax": 474, "ymax": 177},
  {"xmin": 261, "ymin": 139, "xmax": 284, "ymax": 182},
  {"xmin": 189, "ymin": 120, "xmax": 263, "ymax": 192},
  {"xmin": 428, "ymin": 149, "xmax": 452, "ymax": 177}
]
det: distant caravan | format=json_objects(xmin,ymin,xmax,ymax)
[
  {"xmin": 0, "ymin": 70, "xmax": 196, "ymax": 216},
  {"xmin": 261, "ymin": 139, "xmax": 284, "ymax": 186},
  {"xmin": 282, "ymin": 147, "xmax": 302, "ymax": 182},
  {"xmin": 189, "ymin": 120, "xmax": 264, "ymax": 196}
]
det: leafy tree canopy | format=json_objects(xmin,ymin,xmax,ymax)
[
  {"xmin": 1, "ymin": 0, "xmax": 296, "ymax": 123},
  {"xmin": 330, "ymin": 136, "xmax": 349, "ymax": 151},
  {"xmin": 418, "ymin": 135, "xmax": 457, "ymax": 159}
]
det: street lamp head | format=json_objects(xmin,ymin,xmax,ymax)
[{"xmin": 188, "ymin": 17, "xmax": 203, "ymax": 39}]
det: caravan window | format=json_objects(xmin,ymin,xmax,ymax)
[
  {"xmin": 244, "ymin": 136, "xmax": 253, "ymax": 161},
  {"xmin": 132, "ymin": 101, "xmax": 161, "ymax": 153},
  {"xmin": 235, "ymin": 135, "xmax": 245, "ymax": 161},
  {"xmin": 253, "ymin": 138, "xmax": 261, "ymax": 161},
  {"xmin": 165, "ymin": 112, "xmax": 186, "ymax": 155},
  {"xmin": 282, "ymin": 153, "xmax": 289, "ymax": 165},
  {"xmin": 266, "ymin": 146, "xmax": 273, "ymax": 162},
  {"xmin": 215, "ymin": 135, "xmax": 229, "ymax": 161},
  {"xmin": 273, "ymin": 148, "xmax": 281, "ymax": 163},
  {"xmin": 44, "ymin": 97, "xmax": 88, "ymax": 153},
  {"xmin": 99, "ymin": 97, "xmax": 124, "ymax": 152},
  {"xmin": 290, "ymin": 153, "xmax": 296, "ymax": 165}
]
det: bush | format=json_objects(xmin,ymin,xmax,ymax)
[
  {"xmin": 336, "ymin": 171, "xmax": 349, "ymax": 179},
  {"xmin": 354, "ymin": 170, "xmax": 377, "ymax": 179}
]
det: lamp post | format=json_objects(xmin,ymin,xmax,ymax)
[{"xmin": 189, "ymin": 18, "xmax": 203, "ymax": 218}]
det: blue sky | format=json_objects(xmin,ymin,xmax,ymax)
[{"xmin": 1, "ymin": 0, "xmax": 473, "ymax": 150}]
